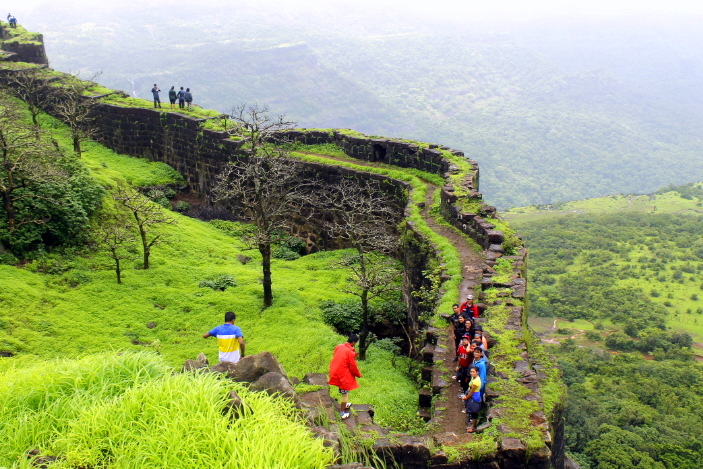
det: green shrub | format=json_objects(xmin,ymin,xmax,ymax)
[
  {"xmin": 585, "ymin": 330, "xmax": 602, "ymax": 341},
  {"xmin": 273, "ymin": 246, "xmax": 301, "ymax": 260},
  {"xmin": 278, "ymin": 235, "xmax": 307, "ymax": 255},
  {"xmin": 604, "ymin": 331, "xmax": 635, "ymax": 351},
  {"xmin": 198, "ymin": 274, "xmax": 237, "ymax": 291},
  {"xmin": 0, "ymin": 252, "xmax": 18, "ymax": 265},
  {"xmin": 320, "ymin": 300, "xmax": 362, "ymax": 335},
  {"xmin": 174, "ymin": 201, "xmax": 191, "ymax": 212}
]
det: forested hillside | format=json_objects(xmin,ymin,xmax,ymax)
[
  {"xmin": 505, "ymin": 183, "xmax": 703, "ymax": 469},
  {"xmin": 19, "ymin": 4, "xmax": 703, "ymax": 207}
]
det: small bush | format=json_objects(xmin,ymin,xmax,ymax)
[
  {"xmin": 173, "ymin": 201, "xmax": 190, "ymax": 212},
  {"xmin": 198, "ymin": 274, "xmax": 237, "ymax": 291},
  {"xmin": 320, "ymin": 300, "xmax": 362, "ymax": 335},
  {"xmin": 278, "ymin": 236, "xmax": 307, "ymax": 255},
  {"xmin": 0, "ymin": 252, "xmax": 18, "ymax": 265},
  {"xmin": 272, "ymin": 246, "xmax": 301, "ymax": 261},
  {"xmin": 60, "ymin": 271, "xmax": 91, "ymax": 287},
  {"xmin": 585, "ymin": 330, "xmax": 602, "ymax": 341},
  {"xmin": 605, "ymin": 331, "xmax": 635, "ymax": 351}
]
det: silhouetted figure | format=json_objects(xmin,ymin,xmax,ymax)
[
  {"xmin": 151, "ymin": 84, "xmax": 161, "ymax": 108},
  {"xmin": 177, "ymin": 87, "xmax": 185, "ymax": 109},
  {"xmin": 168, "ymin": 86, "xmax": 177, "ymax": 109},
  {"xmin": 184, "ymin": 88, "xmax": 193, "ymax": 109}
]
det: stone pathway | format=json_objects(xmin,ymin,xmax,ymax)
[{"xmin": 297, "ymin": 151, "xmax": 488, "ymax": 441}]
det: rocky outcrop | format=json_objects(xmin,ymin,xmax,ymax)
[{"xmin": 0, "ymin": 25, "xmax": 48, "ymax": 65}]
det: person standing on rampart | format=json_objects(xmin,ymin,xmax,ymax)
[
  {"xmin": 168, "ymin": 86, "xmax": 177, "ymax": 109},
  {"xmin": 184, "ymin": 88, "xmax": 193, "ymax": 109},
  {"xmin": 151, "ymin": 84, "xmax": 161, "ymax": 108},
  {"xmin": 177, "ymin": 87, "xmax": 186, "ymax": 109}
]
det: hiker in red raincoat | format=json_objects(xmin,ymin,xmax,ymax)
[{"xmin": 328, "ymin": 334, "xmax": 362, "ymax": 420}]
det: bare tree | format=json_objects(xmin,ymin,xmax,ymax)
[
  {"xmin": 94, "ymin": 212, "xmax": 137, "ymax": 284},
  {"xmin": 51, "ymin": 73, "xmax": 101, "ymax": 156},
  {"xmin": 213, "ymin": 152, "xmax": 312, "ymax": 308},
  {"xmin": 227, "ymin": 103, "xmax": 296, "ymax": 155},
  {"xmin": 113, "ymin": 187, "xmax": 176, "ymax": 270},
  {"xmin": 4, "ymin": 67, "xmax": 50, "ymax": 128},
  {"xmin": 321, "ymin": 177, "xmax": 404, "ymax": 360},
  {"xmin": 0, "ymin": 94, "xmax": 64, "ymax": 235}
]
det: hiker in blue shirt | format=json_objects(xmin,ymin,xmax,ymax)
[
  {"xmin": 471, "ymin": 347, "xmax": 488, "ymax": 395},
  {"xmin": 151, "ymin": 84, "xmax": 161, "ymax": 108},
  {"xmin": 177, "ymin": 87, "xmax": 186, "ymax": 109}
]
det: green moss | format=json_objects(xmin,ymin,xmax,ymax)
[
  {"xmin": 100, "ymin": 93, "xmax": 221, "ymax": 119},
  {"xmin": 492, "ymin": 257, "xmax": 514, "ymax": 284},
  {"xmin": 0, "ymin": 23, "xmax": 43, "ymax": 45}
]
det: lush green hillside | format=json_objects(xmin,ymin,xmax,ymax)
[
  {"xmin": 0, "ymin": 108, "xmax": 424, "ymax": 440},
  {"xmin": 21, "ymin": 6, "xmax": 703, "ymax": 207},
  {"xmin": 505, "ymin": 184, "xmax": 703, "ymax": 469}
]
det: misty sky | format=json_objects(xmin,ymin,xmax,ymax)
[{"xmin": 8, "ymin": 0, "xmax": 703, "ymax": 25}]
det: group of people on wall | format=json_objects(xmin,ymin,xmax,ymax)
[
  {"xmin": 151, "ymin": 84, "xmax": 193, "ymax": 110},
  {"xmin": 449, "ymin": 294, "xmax": 490, "ymax": 433},
  {"xmin": 6, "ymin": 13, "xmax": 17, "ymax": 28},
  {"xmin": 202, "ymin": 293, "xmax": 489, "ymax": 432}
]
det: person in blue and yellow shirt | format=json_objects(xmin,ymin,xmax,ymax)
[{"xmin": 203, "ymin": 311, "xmax": 246, "ymax": 363}]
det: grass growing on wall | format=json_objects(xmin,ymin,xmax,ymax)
[
  {"xmin": 38, "ymin": 113, "xmax": 184, "ymax": 187},
  {"xmin": 0, "ymin": 23, "xmax": 43, "ymax": 44}
]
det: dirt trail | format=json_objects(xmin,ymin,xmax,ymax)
[{"xmin": 298, "ymin": 151, "xmax": 486, "ymax": 436}]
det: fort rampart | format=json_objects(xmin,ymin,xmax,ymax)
[{"xmin": 0, "ymin": 35, "xmax": 565, "ymax": 468}]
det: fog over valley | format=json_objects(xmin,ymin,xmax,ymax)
[{"xmin": 12, "ymin": 0, "xmax": 703, "ymax": 208}]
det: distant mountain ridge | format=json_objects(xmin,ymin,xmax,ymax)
[{"xmin": 22, "ymin": 6, "xmax": 703, "ymax": 208}]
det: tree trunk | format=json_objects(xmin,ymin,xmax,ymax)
[
  {"xmin": 260, "ymin": 242, "xmax": 272, "ymax": 308},
  {"xmin": 115, "ymin": 256, "xmax": 122, "ymax": 284},
  {"xmin": 359, "ymin": 289, "xmax": 369, "ymax": 360},
  {"xmin": 138, "ymin": 224, "xmax": 149, "ymax": 269},
  {"xmin": 2, "ymin": 190, "xmax": 15, "ymax": 232},
  {"xmin": 73, "ymin": 135, "xmax": 81, "ymax": 156}
]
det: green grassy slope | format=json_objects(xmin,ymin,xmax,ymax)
[{"xmin": 0, "ymin": 112, "xmax": 422, "ymax": 432}]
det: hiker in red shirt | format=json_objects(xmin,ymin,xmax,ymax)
[
  {"xmin": 452, "ymin": 335, "xmax": 474, "ymax": 397},
  {"xmin": 328, "ymin": 334, "xmax": 362, "ymax": 420},
  {"xmin": 460, "ymin": 294, "xmax": 479, "ymax": 319}
]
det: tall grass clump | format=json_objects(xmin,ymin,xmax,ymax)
[
  {"xmin": 0, "ymin": 352, "xmax": 334, "ymax": 469},
  {"xmin": 0, "ymin": 352, "xmax": 170, "ymax": 465}
]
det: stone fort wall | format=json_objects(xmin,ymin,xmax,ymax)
[{"xmin": 0, "ymin": 41, "xmax": 564, "ymax": 468}]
